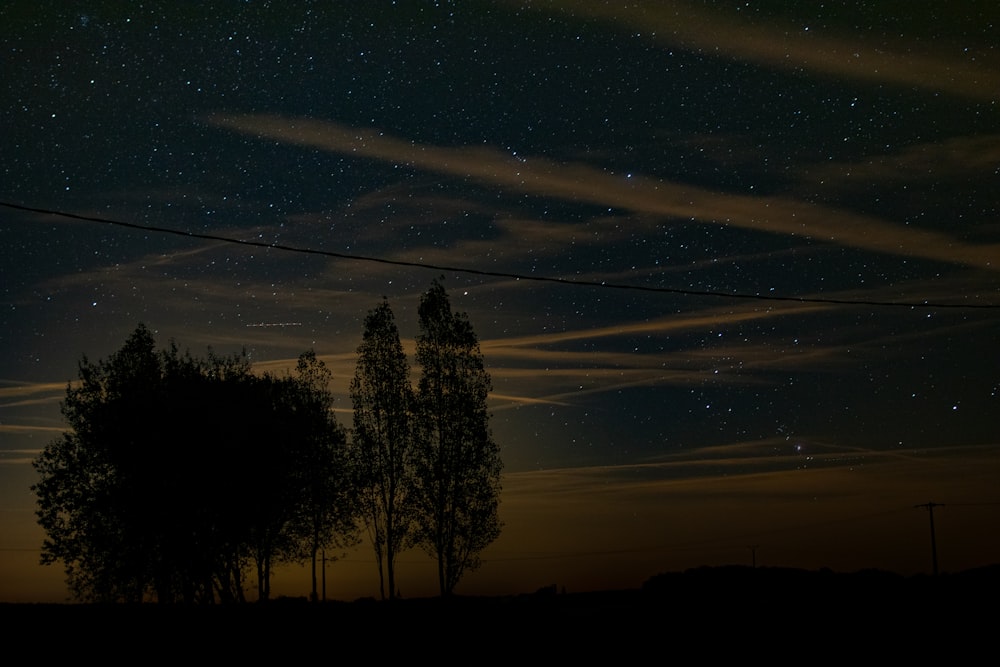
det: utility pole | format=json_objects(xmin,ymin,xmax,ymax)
[
  {"xmin": 748, "ymin": 544, "xmax": 760, "ymax": 568},
  {"xmin": 915, "ymin": 502, "xmax": 944, "ymax": 576}
]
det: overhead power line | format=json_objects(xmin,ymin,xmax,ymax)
[{"xmin": 3, "ymin": 200, "xmax": 998, "ymax": 309}]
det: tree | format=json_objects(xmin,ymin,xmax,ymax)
[
  {"xmin": 349, "ymin": 299, "xmax": 414, "ymax": 601},
  {"xmin": 32, "ymin": 324, "xmax": 164, "ymax": 603},
  {"xmin": 32, "ymin": 325, "xmax": 354, "ymax": 603},
  {"xmin": 410, "ymin": 279, "xmax": 503, "ymax": 596},
  {"xmin": 283, "ymin": 351, "xmax": 358, "ymax": 602}
]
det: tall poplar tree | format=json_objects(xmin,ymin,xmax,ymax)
[
  {"xmin": 410, "ymin": 279, "xmax": 502, "ymax": 596},
  {"xmin": 350, "ymin": 299, "xmax": 414, "ymax": 601}
]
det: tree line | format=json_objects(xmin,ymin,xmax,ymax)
[{"xmin": 32, "ymin": 279, "xmax": 502, "ymax": 603}]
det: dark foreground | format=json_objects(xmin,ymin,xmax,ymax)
[{"xmin": 4, "ymin": 565, "xmax": 997, "ymax": 658}]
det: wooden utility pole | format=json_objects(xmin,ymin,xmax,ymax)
[{"xmin": 915, "ymin": 502, "xmax": 944, "ymax": 575}]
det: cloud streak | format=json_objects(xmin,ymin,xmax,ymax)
[
  {"xmin": 493, "ymin": 439, "xmax": 1000, "ymax": 583},
  {"xmin": 205, "ymin": 114, "xmax": 1000, "ymax": 272},
  {"xmin": 506, "ymin": 0, "xmax": 1000, "ymax": 101}
]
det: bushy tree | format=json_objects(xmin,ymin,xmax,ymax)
[
  {"xmin": 350, "ymin": 299, "xmax": 414, "ymax": 601},
  {"xmin": 409, "ymin": 279, "xmax": 503, "ymax": 596},
  {"xmin": 32, "ymin": 325, "xmax": 354, "ymax": 603},
  {"xmin": 284, "ymin": 351, "xmax": 358, "ymax": 602},
  {"xmin": 32, "ymin": 324, "xmax": 164, "ymax": 603}
]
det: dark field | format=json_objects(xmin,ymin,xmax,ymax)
[{"xmin": 3, "ymin": 566, "xmax": 996, "ymax": 659}]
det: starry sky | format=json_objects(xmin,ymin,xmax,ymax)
[{"xmin": 2, "ymin": 1, "xmax": 999, "ymax": 602}]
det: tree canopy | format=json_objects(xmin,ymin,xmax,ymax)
[
  {"xmin": 350, "ymin": 299, "xmax": 414, "ymax": 601},
  {"xmin": 410, "ymin": 279, "xmax": 503, "ymax": 596},
  {"xmin": 32, "ymin": 325, "xmax": 356, "ymax": 603},
  {"xmin": 349, "ymin": 282, "xmax": 504, "ymax": 598},
  {"xmin": 35, "ymin": 282, "xmax": 503, "ymax": 603}
]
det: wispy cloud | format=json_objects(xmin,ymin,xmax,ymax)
[
  {"xmin": 0, "ymin": 424, "xmax": 62, "ymax": 435},
  {"xmin": 0, "ymin": 383, "xmax": 66, "ymax": 411},
  {"xmin": 503, "ymin": 439, "xmax": 1000, "ymax": 500},
  {"xmin": 801, "ymin": 134, "xmax": 1000, "ymax": 189},
  {"xmin": 0, "ymin": 449, "xmax": 44, "ymax": 465},
  {"xmin": 505, "ymin": 0, "xmax": 1000, "ymax": 101},
  {"xmin": 205, "ymin": 114, "xmax": 1000, "ymax": 271},
  {"xmin": 0, "ymin": 382, "xmax": 67, "ymax": 400},
  {"xmin": 489, "ymin": 439, "xmax": 1000, "ymax": 580}
]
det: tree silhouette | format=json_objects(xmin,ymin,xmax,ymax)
[
  {"xmin": 32, "ymin": 325, "xmax": 354, "ymax": 603},
  {"xmin": 33, "ymin": 324, "xmax": 164, "ymax": 602},
  {"xmin": 410, "ymin": 279, "xmax": 503, "ymax": 596},
  {"xmin": 34, "ymin": 307, "xmax": 503, "ymax": 603},
  {"xmin": 350, "ymin": 299, "xmax": 414, "ymax": 601},
  {"xmin": 283, "ymin": 351, "xmax": 358, "ymax": 602}
]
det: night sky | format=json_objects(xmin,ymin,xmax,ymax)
[{"xmin": 2, "ymin": 2, "xmax": 999, "ymax": 603}]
